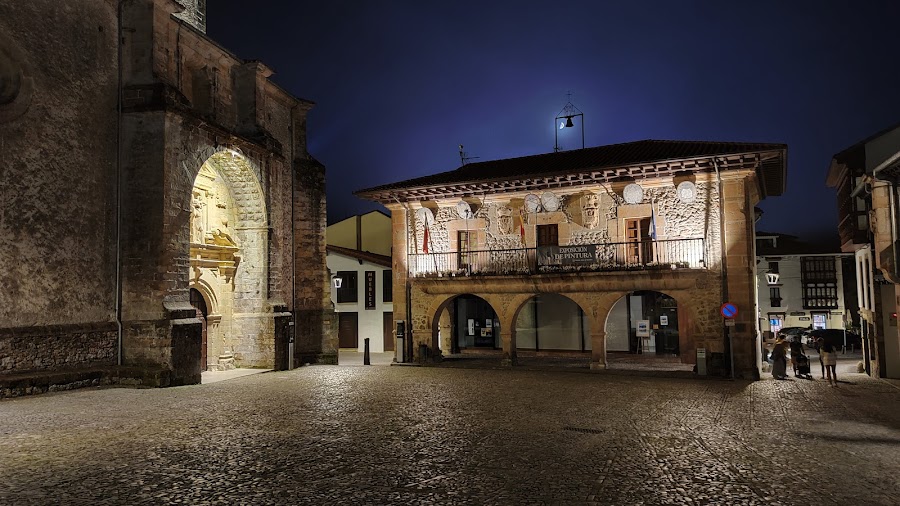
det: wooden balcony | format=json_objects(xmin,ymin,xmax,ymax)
[{"xmin": 409, "ymin": 238, "xmax": 706, "ymax": 278}]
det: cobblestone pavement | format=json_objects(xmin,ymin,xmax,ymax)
[{"xmin": 1, "ymin": 366, "xmax": 899, "ymax": 505}]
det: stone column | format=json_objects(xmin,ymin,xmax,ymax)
[
  {"xmin": 721, "ymin": 175, "xmax": 759, "ymax": 379},
  {"xmin": 500, "ymin": 327, "xmax": 517, "ymax": 366},
  {"xmin": 590, "ymin": 332, "xmax": 607, "ymax": 370},
  {"xmin": 439, "ymin": 306, "xmax": 452, "ymax": 353},
  {"xmin": 388, "ymin": 205, "xmax": 410, "ymax": 360}
]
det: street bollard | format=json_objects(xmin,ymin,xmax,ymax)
[{"xmin": 364, "ymin": 338, "xmax": 371, "ymax": 365}]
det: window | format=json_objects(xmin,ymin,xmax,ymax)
[
  {"xmin": 336, "ymin": 271, "xmax": 358, "ymax": 303},
  {"xmin": 801, "ymin": 257, "xmax": 838, "ymax": 309},
  {"xmin": 768, "ymin": 261, "xmax": 779, "ymax": 274},
  {"xmin": 536, "ymin": 224, "xmax": 559, "ymax": 247},
  {"xmin": 383, "ymin": 270, "xmax": 392, "ymax": 302},
  {"xmin": 769, "ymin": 287, "xmax": 782, "ymax": 307},
  {"xmin": 458, "ymin": 231, "xmax": 476, "ymax": 269}
]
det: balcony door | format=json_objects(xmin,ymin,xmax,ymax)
[
  {"xmin": 458, "ymin": 230, "xmax": 476, "ymax": 270},
  {"xmin": 537, "ymin": 224, "xmax": 558, "ymax": 247},
  {"xmin": 625, "ymin": 218, "xmax": 652, "ymax": 265}
]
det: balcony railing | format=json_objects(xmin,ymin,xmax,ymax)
[{"xmin": 409, "ymin": 238, "xmax": 706, "ymax": 277}]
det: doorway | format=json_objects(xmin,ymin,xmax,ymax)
[
  {"xmin": 383, "ymin": 312, "xmax": 394, "ymax": 352},
  {"xmin": 189, "ymin": 288, "xmax": 209, "ymax": 371},
  {"xmin": 624, "ymin": 218, "xmax": 652, "ymax": 265},
  {"xmin": 338, "ymin": 312, "xmax": 359, "ymax": 349}
]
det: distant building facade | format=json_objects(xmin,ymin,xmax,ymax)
[
  {"xmin": 326, "ymin": 211, "xmax": 395, "ymax": 354},
  {"xmin": 755, "ymin": 233, "xmax": 855, "ymax": 336},
  {"xmin": 0, "ymin": 0, "xmax": 333, "ymax": 396},
  {"xmin": 827, "ymin": 125, "xmax": 900, "ymax": 378},
  {"xmin": 357, "ymin": 140, "xmax": 787, "ymax": 378}
]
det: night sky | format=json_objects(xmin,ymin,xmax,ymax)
[{"xmin": 207, "ymin": 1, "xmax": 900, "ymax": 246}]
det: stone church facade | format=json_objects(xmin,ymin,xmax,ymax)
[
  {"xmin": 357, "ymin": 141, "xmax": 786, "ymax": 379},
  {"xmin": 0, "ymin": 0, "xmax": 335, "ymax": 396}
]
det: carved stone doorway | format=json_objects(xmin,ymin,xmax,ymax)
[{"xmin": 188, "ymin": 149, "xmax": 271, "ymax": 370}]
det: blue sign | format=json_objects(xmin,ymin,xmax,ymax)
[{"xmin": 720, "ymin": 302, "xmax": 738, "ymax": 319}]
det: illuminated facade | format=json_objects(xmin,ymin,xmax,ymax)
[
  {"xmin": 755, "ymin": 233, "xmax": 854, "ymax": 336},
  {"xmin": 357, "ymin": 140, "xmax": 787, "ymax": 378},
  {"xmin": 0, "ymin": 0, "xmax": 333, "ymax": 396},
  {"xmin": 326, "ymin": 212, "xmax": 395, "ymax": 354}
]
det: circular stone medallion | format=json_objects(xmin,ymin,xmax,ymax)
[
  {"xmin": 540, "ymin": 191, "xmax": 560, "ymax": 212},
  {"xmin": 677, "ymin": 181, "xmax": 697, "ymax": 203},
  {"xmin": 623, "ymin": 183, "xmax": 643, "ymax": 204}
]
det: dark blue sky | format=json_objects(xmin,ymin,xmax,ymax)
[{"xmin": 208, "ymin": 1, "xmax": 900, "ymax": 245}]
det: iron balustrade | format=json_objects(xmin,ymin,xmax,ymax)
[{"xmin": 409, "ymin": 238, "xmax": 706, "ymax": 277}]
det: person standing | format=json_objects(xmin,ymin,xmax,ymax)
[
  {"xmin": 771, "ymin": 337, "xmax": 788, "ymax": 380},
  {"xmin": 819, "ymin": 338, "xmax": 838, "ymax": 386},
  {"xmin": 789, "ymin": 336, "xmax": 805, "ymax": 377}
]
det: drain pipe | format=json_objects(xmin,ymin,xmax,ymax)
[
  {"xmin": 114, "ymin": 0, "xmax": 127, "ymax": 366},
  {"xmin": 714, "ymin": 158, "xmax": 734, "ymax": 380},
  {"xmin": 289, "ymin": 104, "xmax": 298, "ymax": 370}
]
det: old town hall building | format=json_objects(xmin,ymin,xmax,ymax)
[
  {"xmin": 357, "ymin": 140, "xmax": 786, "ymax": 378},
  {"xmin": 0, "ymin": 0, "xmax": 334, "ymax": 396}
]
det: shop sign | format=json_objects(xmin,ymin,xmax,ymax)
[{"xmin": 365, "ymin": 271, "xmax": 376, "ymax": 309}]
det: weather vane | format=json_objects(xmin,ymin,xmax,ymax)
[{"xmin": 554, "ymin": 92, "xmax": 584, "ymax": 152}]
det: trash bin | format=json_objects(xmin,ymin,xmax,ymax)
[{"xmin": 396, "ymin": 336, "xmax": 404, "ymax": 363}]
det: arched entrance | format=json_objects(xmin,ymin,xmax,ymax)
[
  {"xmin": 433, "ymin": 294, "xmax": 500, "ymax": 354},
  {"xmin": 605, "ymin": 290, "xmax": 691, "ymax": 371},
  {"xmin": 188, "ymin": 149, "xmax": 270, "ymax": 370},
  {"xmin": 189, "ymin": 288, "xmax": 209, "ymax": 371},
  {"xmin": 515, "ymin": 294, "xmax": 590, "ymax": 352}
]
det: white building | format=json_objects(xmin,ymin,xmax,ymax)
[
  {"xmin": 756, "ymin": 233, "xmax": 854, "ymax": 335},
  {"xmin": 326, "ymin": 211, "xmax": 395, "ymax": 353}
]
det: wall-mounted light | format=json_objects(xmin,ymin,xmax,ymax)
[
  {"xmin": 332, "ymin": 275, "xmax": 342, "ymax": 289},
  {"xmin": 766, "ymin": 272, "xmax": 780, "ymax": 285}
]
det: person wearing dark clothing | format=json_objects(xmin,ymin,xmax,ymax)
[{"xmin": 789, "ymin": 337, "xmax": 804, "ymax": 377}]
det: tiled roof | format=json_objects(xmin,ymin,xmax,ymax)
[
  {"xmin": 326, "ymin": 245, "xmax": 392, "ymax": 268},
  {"xmin": 356, "ymin": 139, "xmax": 786, "ymax": 203}
]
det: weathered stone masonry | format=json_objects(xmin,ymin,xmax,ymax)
[{"xmin": 0, "ymin": 0, "xmax": 334, "ymax": 396}]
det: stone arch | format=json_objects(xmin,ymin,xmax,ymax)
[
  {"xmin": 187, "ymin": 147, "xmax": 272, "ymax": 369},
  {"xmin": 0, "ymin": 28, "xmax": 34, "ymax": 123},
  {"xmin": 427, "ymin": 293, "xmax": 503, "ymax": 355},
  {"xmin": 601, "ymin": 288, "xmax": 700, "ymax": 365},
  {"xmin": 189, "ymin": 277, "xmax": 219, "ymax": 316},
  {"xmin": 511, "ymin": 293, "xmax": 592, "ymax": 352}
]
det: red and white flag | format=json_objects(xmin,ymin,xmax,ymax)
[{"xmin": 423, "ymin": 225, "xmax": 430, "ymax": 254}]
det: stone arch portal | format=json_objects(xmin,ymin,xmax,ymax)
[
  {"xmin": 513, "ymin": 293, "xmax": 591, "ymax": 352},
  {"xmin": 189, "ymin": 149, "xmax": 271, "ymax": 370},
  {"xmin": 604, "ymin": 290, "xmax": 694, "ymax": 367}
]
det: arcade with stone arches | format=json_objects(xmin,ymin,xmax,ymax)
[
  {"xmin": 415, "ymin": 276, "xmax": 715, "ymax": 370},
  {"xmin": 187, "ymin": 148, "xmax": 272, "ymax": 371}
]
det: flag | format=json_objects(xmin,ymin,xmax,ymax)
[
  {"xmin": 423, "ymin": 225, "xmax": 430, "ymax": 254},
  {"xmin": 649, "ymin": 204, "xmax": 657, "ymax": 241},
  {"xmin": 519, "ymin": 209, "xmax": 526, "ymax": 245}
]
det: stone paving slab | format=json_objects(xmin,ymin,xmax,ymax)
[{"xmin": 1, "ymin": 366, "xmax": 899, "ymax": 505}]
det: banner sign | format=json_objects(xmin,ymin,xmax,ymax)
[
  {"xmin": 365, "ymin": 271, "xmax": 376, "ymax": 309},
  {"xmin": 537, "ymin": 245, "xmax": 596, "ymax": 266}
]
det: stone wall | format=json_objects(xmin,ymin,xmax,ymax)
[
  {"xmin": 0, "ymin": 323, "xmax": 117, "ymax": 373},
  {"xmin": 0, "ymin": 0, "xmax": 331, "ymax": 392},
  {"xmin": 0, "ymin": 0, "xmax": 118, "ymax": 328}
]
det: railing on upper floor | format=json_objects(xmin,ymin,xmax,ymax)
[{"xmin": 409, "ymin": 238, "xmax": 706, "ymax": 278}]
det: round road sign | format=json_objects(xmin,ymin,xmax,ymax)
[{"xmin": 720, "ymin": 302, "xmax": 738, "ymax": 319}]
